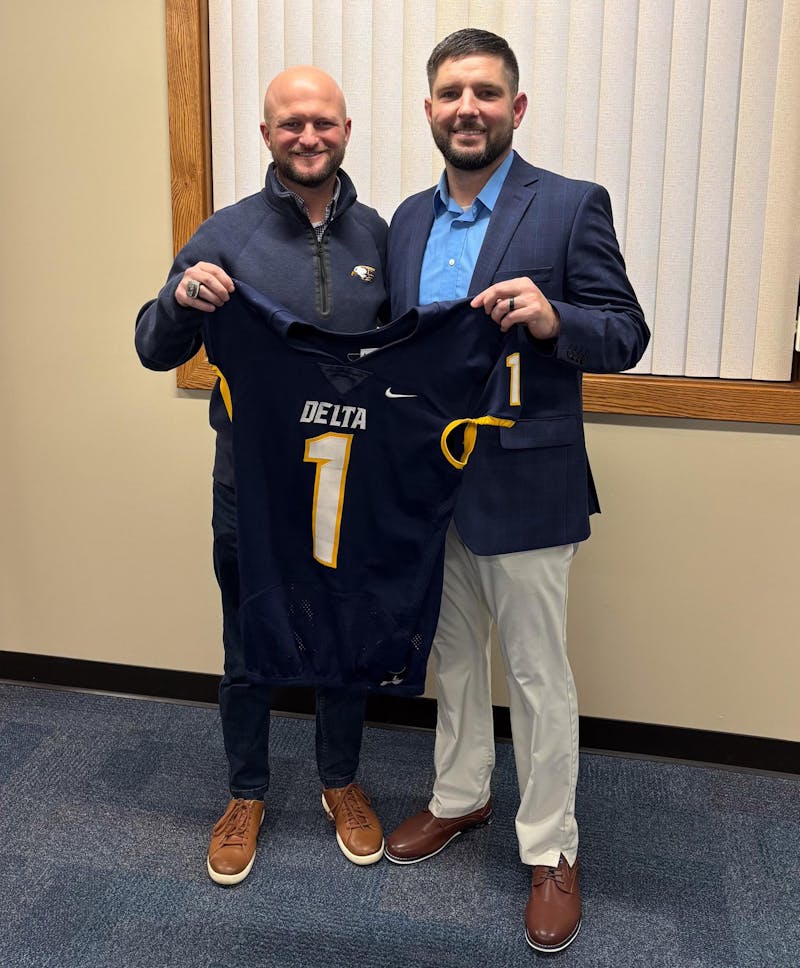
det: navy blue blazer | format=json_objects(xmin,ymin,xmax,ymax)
[{"xmin": 387, "ymin": 153, "xmax": 649, "ymax": 555}]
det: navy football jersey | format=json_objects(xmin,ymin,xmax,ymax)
[{"xmin": 203, "ymin": 281, "xmax": 520, "ymax": 694}]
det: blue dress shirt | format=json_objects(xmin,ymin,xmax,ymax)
[{"xmin": 418, "ymin": 151, "xmax": 515, "ymax": 305}]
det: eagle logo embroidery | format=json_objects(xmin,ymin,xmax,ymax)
[{"xmin": 350, "ymin": 265, "xmax": 376, "ymax": 283}]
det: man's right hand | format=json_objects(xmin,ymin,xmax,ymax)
[{"xmin": 175, "ymin": 263, "xmax": 235, "ymax": 312}]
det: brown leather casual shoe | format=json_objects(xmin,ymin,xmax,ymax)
[
  {"xmin": 384, "ymin": 800, "xmax": 493, "ymax": 864},
  {"xmin": 206, "ymin": 798, "xmax": 265, "ymax": 885},
  {"xmin": 525, "ymin": 853, "xmax": 581, "ymax": 953},
  {"xmin": 322, "ymin": 783, "xmax": 384, "ymax": 865}
]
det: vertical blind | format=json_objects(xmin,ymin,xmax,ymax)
[{"xmin": 208, "ymin": 0, "xmax": 799, "ymax": 380}]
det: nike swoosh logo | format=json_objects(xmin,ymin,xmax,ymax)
[{"xmin": 385, "ymin": 388, "xmax": 418, "ymax": 399}]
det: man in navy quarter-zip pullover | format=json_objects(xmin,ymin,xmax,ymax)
[{"xmin": 136, "ymin": 67, "xmax": 388, "ymax": 884}]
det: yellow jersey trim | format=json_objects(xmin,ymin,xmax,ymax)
[{"xmin": 210, "ymin": 364, "xmax": 233, "ymax": 421}]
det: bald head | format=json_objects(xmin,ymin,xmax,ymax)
[
  {"xmin": 260, "ymin": 66, "xmax": 351, "ymax": 199},
  {"xmin": 263, "ymin": 66, "xmax": 347, "ymax": 126}
]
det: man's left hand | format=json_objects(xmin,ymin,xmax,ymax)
[{"xmin": 470, "ymin": 277, "xmax": 560, "ymax": 340}]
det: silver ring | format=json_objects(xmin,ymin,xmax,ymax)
[
  {"xmin": 186, "ymin": 279, "xmax": 201, "ymax": 299},
  {"xmin": 508, "ymin": 296, "xmax": 515, "ymax": 313}
]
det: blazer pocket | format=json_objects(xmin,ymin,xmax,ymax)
[
  {"xmin": 495, "ymin": 266, "xmax": 553, "ymax": 285},
  {"xmin": 500, "ymin": 415, "xmax": 579, "ymax": 450}
]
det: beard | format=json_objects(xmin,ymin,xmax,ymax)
[
  {"xmin": 273, "ymin": 143, "xmax": 346, "ymax": 187},
  {"xmin": 431, "ymin": 121, "xmax": 513, "ymax": 171}
]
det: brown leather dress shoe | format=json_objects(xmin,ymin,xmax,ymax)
[
  {"xmin": 322, "ymin": 783, "xmax": 384, "ymax": 865},
  {"xmin": 384, "ymin": 800, "xmax": 493, "ymax": 864},
  {"xmin": 525, "ymin": 853, "xmax": 581, "ymax": 953},
  {"xmin": 207, "ymin": 798, "xmax": 265, "ymax": 885}
]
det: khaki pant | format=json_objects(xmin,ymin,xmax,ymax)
[{"xmin": 429, "ymin": 524, "xmax": 579, "ymax": 867}]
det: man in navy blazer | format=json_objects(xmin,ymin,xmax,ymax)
[{"xmin": 383, "ymin": 29, "xmax": 649, "ymax": 953}]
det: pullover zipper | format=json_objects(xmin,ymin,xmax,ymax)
[{"xmin": 313, "ymin": 226, "xmax": 331, "ymax": 317}]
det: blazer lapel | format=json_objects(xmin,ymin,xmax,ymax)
[
  {"xmin": 400, "ymin": 193, "xmax": 435, "ymax": 308},
  {"xmin": 468, "ymin": 155, "xmax": 539, "ymax": 295}
]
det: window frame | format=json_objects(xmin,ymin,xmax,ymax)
[{"xmin": 166, "ymin": 0, "xmax": 800, "ymax": 425}]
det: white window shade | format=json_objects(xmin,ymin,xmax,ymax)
[{"xmin": 208, "ymin": 0, "xmax": 800, "ymax": 381}]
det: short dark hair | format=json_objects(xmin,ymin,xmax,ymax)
[{"xmin": 426, "ymin": 28, "xmax": 520, "ymax": 96}]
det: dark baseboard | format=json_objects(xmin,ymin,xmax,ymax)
[{"xmin": 1, "ymin": 650, "xmax": 797, "ymax": 775}]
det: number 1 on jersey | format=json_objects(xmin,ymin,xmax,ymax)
[
  {"xmin": 506, "ymin": 352, "xmax": 521, "ymax": 406},
  {"xmin": 303, "ymin": 432, "xmax": 353, "ymax": 568}
]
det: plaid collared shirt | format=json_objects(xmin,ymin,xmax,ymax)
[{"xmin": 280, "ymin": 176, "xmax": 341, "ymax": 242}]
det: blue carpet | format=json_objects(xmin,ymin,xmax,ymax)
[{"xmin": 0, "ymin": 682, "xmax": 797, "ymax": 967}]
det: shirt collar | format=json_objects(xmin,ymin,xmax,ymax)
[
  {"xmin": 273, "ymin": 168, "xmax": 341, "ymax": 224},
  {"xmin": 432, "ymin": 150, "xmax": 515, "ymax": 217}
]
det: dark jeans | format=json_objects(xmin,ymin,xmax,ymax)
[{"xmin": 212, "ymin": 480, "xmax": 367, "ymax": 799}]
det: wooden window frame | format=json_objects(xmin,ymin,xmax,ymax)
[{"xmin": 166, "ymin": 0, "xmax": 800, "ymax": 425}]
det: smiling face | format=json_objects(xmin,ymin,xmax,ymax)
[
  {"xmin": 260, "ymin": 67, "xmax": 351, "ymax": 194},
  {"xmin": 425, "ymin": 54, "xmax": 527, "ymax": 173}
]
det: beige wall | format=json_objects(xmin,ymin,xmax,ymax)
[
  {"xmin": 1, "ymin": 1, "xmax": 221, "ymax": 676},
  {"xmin": 2, "ymin": 2, "xmax": 798, "ymax": 742}
]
